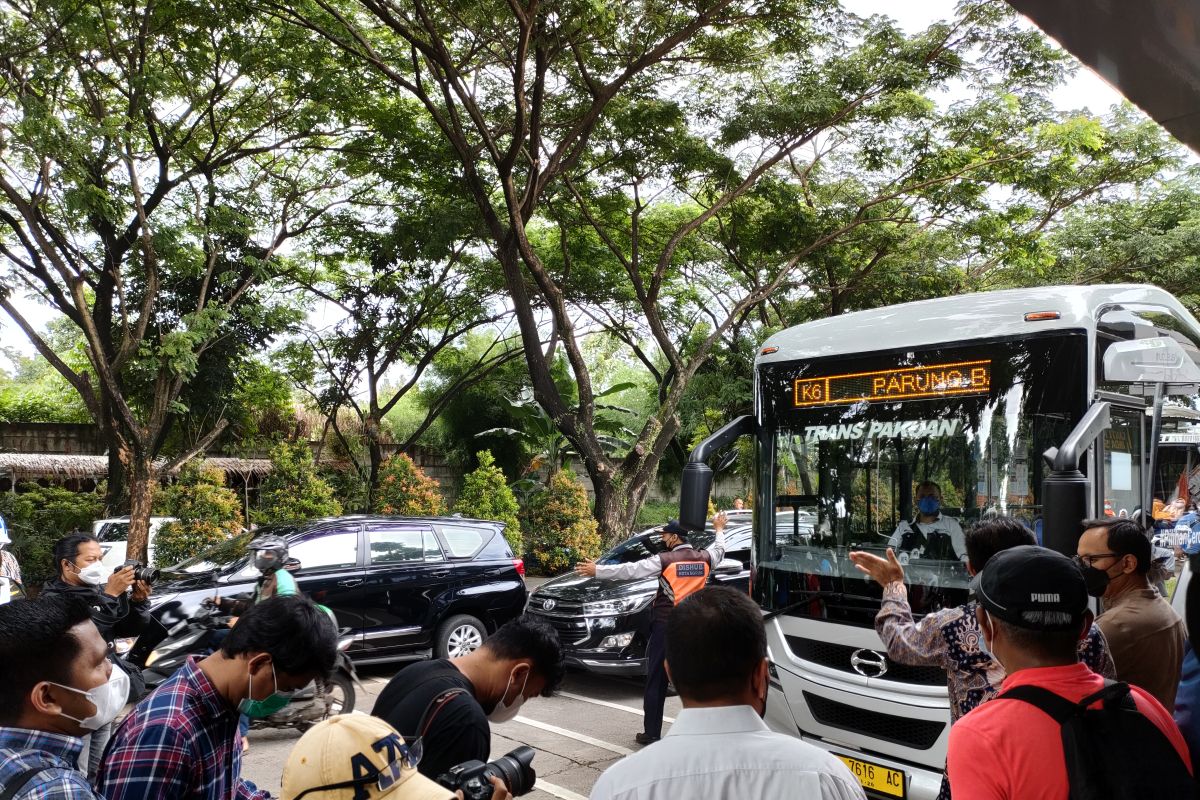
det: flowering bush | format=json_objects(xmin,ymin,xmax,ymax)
[
  {"xmin": 525, "ymin": 470, "xmax": 600, "ymax": 574},
  {"xmin": 374, "ymin": 453, "xmax": 445, "ymax": 516},
  {"xmin": 454, "ymin": 451, "xmax": 521, "ymax": 553}
]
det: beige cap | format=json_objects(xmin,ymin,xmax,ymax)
[{"xmin": 282, "ymin": 715, "xmax": 454, "ymax": 800}]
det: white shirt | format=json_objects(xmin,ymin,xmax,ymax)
[
  {"xmin": 594, "ymin": 531, "xmax": 726, "ymax": 581},
  {"xmin": 589, "ymin": 705, "xmax": 866, "ymax": 800},
  {"xmin": 887, "ymin": 513, "xmax": 967, "ymax": 560}
]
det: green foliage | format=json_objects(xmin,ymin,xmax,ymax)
[
  {"xmin": 154, "ymin": 464, "xmax": 245, "ymax": 568},
  {"xmin": 257, "ymin": 441, "xmax": 342, "ymax": 524},
  {"xmin": 0, "ymin": 485, "xmax": 105, "ymax": 587},
  {"xmin": 374, "ymin": 454, "xmax": 445, "ymax": 516},
  {"xmin": 634, "ymin": 500, "xmax": 677, "ymax": 529},
  {"xmin": 454, "ymin": 451, "xmax": 522, "ymax": 553},
  {"xmin": 320, "ymin": 466, "xmax": 370, "ymax": 515},
  {"xmin": 524, "ymin": 471, "xmax": 601, "ymax": 574}
]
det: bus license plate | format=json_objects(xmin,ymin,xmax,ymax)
[{"xmin": 836, "ymin": 755, "xmax": 906, "ymax": 798}]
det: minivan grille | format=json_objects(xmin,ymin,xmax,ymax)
[
  {"xmin": 526, "ymin": 602, "xmax": 588, "ymax": 645},
  {"xmin": 804, "ymin": 692, "xmax": 945, "ymax": 750},
  {"xmin": 786, "ymin": 635, "xmax": 947, "ymax": 686}
]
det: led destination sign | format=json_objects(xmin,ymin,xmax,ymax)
[{"xmin": 793, "ymin": 360, "xmax": 992, "ymax": 408}]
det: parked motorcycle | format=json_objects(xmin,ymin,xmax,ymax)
[{"xmin": 129, "ymin": 604, "xmax": 360, "ymax": 729}]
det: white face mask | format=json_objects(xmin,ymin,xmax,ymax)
[
  {"xmin": 75, "ymin": 562, "xmax": 112, "ymax": 587},
  {"xmin": 51, "ymin": 666, "xmax": 129, "ymax": 731},
  {"xmin": 978, "ymin": 609, "xmax": 998, "ymax": 664},
  {"xmin": 487, "ymin": 669, "xmax": 530, "ymax": 724}
]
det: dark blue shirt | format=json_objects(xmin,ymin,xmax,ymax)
[{"xmin": 0, "ymin": 727, "xmax": 99, "ymax": 799}]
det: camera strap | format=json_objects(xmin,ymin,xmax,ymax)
[{"xmin": 408, "ymin": 687, "xmax": 470, "ymax": 744}]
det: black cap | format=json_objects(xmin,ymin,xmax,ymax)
[
  {"xmin": 971, "ymin": 545, "xmax": 1088, "ymax": 631},
  {"xmin": 661, "ymin": 519, "xmax": 689, "ymax": 538}
]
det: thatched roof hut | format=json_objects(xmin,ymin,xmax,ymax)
[{"xmin": 0, "ymin": 454, "xmax": 273, "ymax": 487}]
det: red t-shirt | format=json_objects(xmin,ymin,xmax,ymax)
[{"xmin": 946, "ymin": 662, "xmax": 1192, "ymax": 800}]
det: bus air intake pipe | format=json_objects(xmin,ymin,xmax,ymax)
[{"xmin": 680, "ymin": 415, "xmax": 756, "ymax": 532}]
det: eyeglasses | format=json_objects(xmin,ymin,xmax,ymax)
[
  {"xmin": 290, "ymin": 741, "xmax": 422, "ymax": 800},
  {"xmin": 1073, "ymin": 553, "xmax": 1120, "ymax": 568}
]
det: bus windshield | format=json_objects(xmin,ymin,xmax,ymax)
[{"xmin": 755, "ymin": 334, "xmax": 1087, "ymax": 626}]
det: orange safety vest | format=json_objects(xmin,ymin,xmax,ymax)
[{"xmin": 653, "ymin": 547, "xmax": 713, "ymax": 620}]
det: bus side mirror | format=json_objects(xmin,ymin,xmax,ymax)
[
  {"xmin": 679, "ymin": 414, "xmax": 756, "ymax": 532},
  {"xmin": 680, "ymin": 461, "xmax": 715, "ymax": 533},
  {"xmin": 1103, "ymin": 337, "xmax": 1200, "ymax": 384}
]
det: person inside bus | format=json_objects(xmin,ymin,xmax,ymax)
[
  {"xmin": 849, "ymin": 517, "xmax": 1115, "ymax": 800},
  {"xmin": 886, "ymin": 480, "xmax": 966, "ymax": 563},
  {"xmin": 1076, "ymin": 517, "xmax": 1186, "ymax": 711}
]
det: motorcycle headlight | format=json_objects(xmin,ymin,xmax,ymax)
[{"xmin": 582, "ymin": 593, "xmax": 654, "ymax": 617}]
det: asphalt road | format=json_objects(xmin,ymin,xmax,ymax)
[{"xmin": 241, "ymin": 667, "xmax": 682, "ymax": 800}]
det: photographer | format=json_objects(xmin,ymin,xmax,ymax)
[
  {"xmin": 372, "ymin": 615, "xmax": 564, "ymax": 785},
  {"xmin": 41, "ymin": 532, "xmax": 151, "ymax": 779}
]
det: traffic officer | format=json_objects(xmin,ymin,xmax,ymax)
[{"xmin": 575, "ymin": 512, "xmax": 727, "ymax": 744}]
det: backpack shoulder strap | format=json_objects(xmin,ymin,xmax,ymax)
[
  {"xmin": 997, "ymin": 684, "xmax": 1082, "ymax": 724},
  {"xmin": 0, "ymin": 767, "xmax": 51, "ymax": 800}
]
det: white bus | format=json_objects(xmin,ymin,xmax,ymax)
[{"xmin": 680, "ymin": 284, "xmax": 1200, "ymax": 800}]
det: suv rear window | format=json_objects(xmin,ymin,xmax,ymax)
[{"xmin": 438, "ymin": 524, "xmax": 513, "ymax": 559}]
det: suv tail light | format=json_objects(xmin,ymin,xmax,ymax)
[{"xmin": 513, "ymin": 558, "xmax": 526, "ymax": 577}]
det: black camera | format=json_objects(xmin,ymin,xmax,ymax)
[
  {"xmin": 122, "ymin": 560, "xmax": 160, "ymax": 584},
  {"xmin": 437, "ymin": 746, "xmax": 536, "ymax": 800}
]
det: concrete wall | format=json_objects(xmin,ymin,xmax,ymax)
[{"xmin": 0, "ymin": 423, "xmax": 106, "ymax": 455}]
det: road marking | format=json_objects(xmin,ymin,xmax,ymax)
[
  {"xmin": 536, "ymin": 780, "xmax": 590, "ymax": 800},
  {"xmin": 511, "ymin": 716, "xmax": 633, "ymax": 755},
  {"xmin": 558, "ymin": 691, "xmax": 675, "ymax": 724}
]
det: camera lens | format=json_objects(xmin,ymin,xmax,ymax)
[
  {"xmin": 483, "ymin": 746, "xmax": 536, "ymax": 796},
  {"xmin": 138, "ymin": 566, "xmax": 161, "ymax": 583}
]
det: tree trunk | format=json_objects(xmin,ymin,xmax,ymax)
[
  {"xmin": 125, "ymin": 455, "xmax": 156, "ymax": 564},
  {"xmin": 592, "ymin": 470, "xmax": 653, "ymax": 547},
  {"xmin": 105, "ymin": 448, "xmax": 127, "ymax": 515},
  {"xmin": 368, "ymin": 434, "xmax": 384, "ymax": 512}
]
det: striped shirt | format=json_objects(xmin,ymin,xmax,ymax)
[{"xmin": 96, "ymin": 658, "xmax": 267, "ymax": 800}]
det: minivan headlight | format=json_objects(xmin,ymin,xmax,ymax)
[{"xmin": 582, "ymin": 593, "xmax": 654, "ymax": 617}]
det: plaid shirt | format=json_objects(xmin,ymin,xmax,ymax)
[
  {"xmin": 96, "ymin": 658, "xmax": 268, "ymax": 800},
  {"xmin": 0, "ymin": 727, "xmax": 99, "ymax": 799}
]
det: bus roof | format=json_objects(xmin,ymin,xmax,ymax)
[{"xmin": 757, "ymin": 284, "xmax": 1200, "ymax": 365}]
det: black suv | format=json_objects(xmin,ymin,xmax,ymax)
[
  {"xmin": 147, "ymin": 515, "xmax": 527, "ymax": 664},
  {"xmin": 525, "ymin": 523, "xmax": 752, "ymax": 675}
]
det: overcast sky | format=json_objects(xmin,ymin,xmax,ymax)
[{"xmin": 0, "ymin": 3, "xmax": 1143, "ymax": 370}]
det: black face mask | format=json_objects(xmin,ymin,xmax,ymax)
[{"xmin": 1082, "ymin": 565, "xmax": 1111, "ymax": 598}]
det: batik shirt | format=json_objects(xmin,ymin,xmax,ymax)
[{"xmin": 877, "ymin": 581, "xmax": 1116, "ymax": 724}]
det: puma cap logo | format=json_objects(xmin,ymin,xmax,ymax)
[{"xmin": 1030, "ymin": 592, "xmax": 1060, "ymax": 603}]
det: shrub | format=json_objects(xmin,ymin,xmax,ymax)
[
  {"xmin": 524, "ymin": 470, "xmax": 601, "ymax": 574},
  {"xmin": 374, "ymin": 453, "xmax": 444, "ymax": 516},
  {"xmin": 257, "ymin": 440, "xmax": 342, "ymax": 524},
  {"xmin": 0, "ymin": 484, "xmax": 105, "ymax": 588},
  {"xmin": 454, "ymin": 451, "xmax": 521, "ymax": 553},
  {"xmin": 154, "ymin": 464, "xmax": 245, "ymax": 568}
]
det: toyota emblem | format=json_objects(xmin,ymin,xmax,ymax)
[
  {"xmin": 542, "ymin": 599, "xmax": 557, "ymax": 611},
  {"xmin": 849, "ymin": 648, "xmax": 888, "ymax": 678}
]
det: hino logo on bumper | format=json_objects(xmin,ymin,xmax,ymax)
[
  {"xmin": 850, "ymin": 648, "xmax": 888, "ymax": 678},
  {"xmin": 542, "ymin": 599, "xmax": 557, "ymax": 611}
]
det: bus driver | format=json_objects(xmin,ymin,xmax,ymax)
[{"xmin": 887, "ymin": 480, "xmax": 966, "ymax": 563}]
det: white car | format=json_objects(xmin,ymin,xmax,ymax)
[{"xmin": 93, "ymin": 517, "xmax": 178, "ymax": 569}]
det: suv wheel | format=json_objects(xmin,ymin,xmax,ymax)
[{"xmin": 437, "ymin": 614, "xmax": 486, "ymax": 659}]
